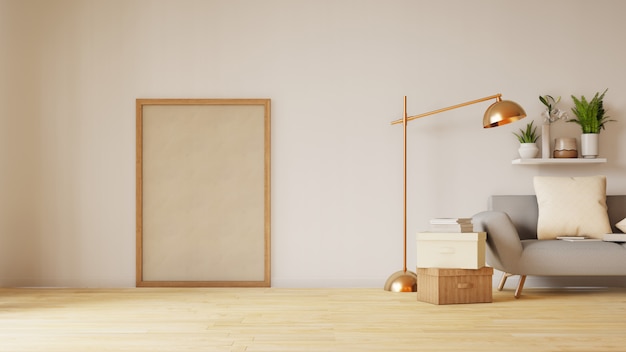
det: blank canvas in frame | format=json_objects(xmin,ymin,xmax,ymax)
[{"xmin": 136, "ymin": 99, "xmax": 271, "ymax": 287}]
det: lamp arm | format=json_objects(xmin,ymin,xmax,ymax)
[{"xmin": 390, "ymin": 93, "xmax": 502, "ymax": 125}]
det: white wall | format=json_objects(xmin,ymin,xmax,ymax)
[{"xmin": 1, "ymin": 0, "xmax": 626, "ymax": 288}]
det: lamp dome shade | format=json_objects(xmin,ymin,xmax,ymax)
[{"xmin": 483, "ymin": 100, "xmax": 526, "ymax": 128}]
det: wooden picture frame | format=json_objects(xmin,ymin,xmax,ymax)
[{"xmin": 136, "ymin": 99, "xmax": 271, "ymax": 287}]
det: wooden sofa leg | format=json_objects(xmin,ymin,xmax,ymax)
[
  {"xmin": 514, "ymin": 275, "xmax": 527, "ymax": 299},
  {"xmin": 498, "ymin": 272, "xmax": 513, "ymax": 291}
]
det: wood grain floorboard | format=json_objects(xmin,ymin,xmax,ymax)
[{"xmin": 1, "ymin": 287, "xmax": 625, "ymax": 351}]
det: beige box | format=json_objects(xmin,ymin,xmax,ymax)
[
  {"xmin": 416, "ymin": 232, "xmax": 486, "ymax": 269},
  {"xmin": 417, "ymin": 267, "xmax": 493, "ymax": 305}
]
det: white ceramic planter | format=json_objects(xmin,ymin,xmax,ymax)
[
  {"xmin": 581, "ymin": 133, "xmax": 599, "ymax": 159},
  {"xmin": 518, "ymin": 143, "xmax": 539, "ymax": 159}
]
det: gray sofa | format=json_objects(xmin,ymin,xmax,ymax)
[{"xmin": 472, "ymin": 195, "xmax": 626, "ymax": 298}]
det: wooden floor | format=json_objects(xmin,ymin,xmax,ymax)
[{"xmin": 1, "ymin": 287, "xmax": 626, "ymax": 351}]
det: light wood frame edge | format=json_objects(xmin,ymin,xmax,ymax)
[{"xmin": 135, "ymin": 98, "xmax": 271, "ymax": 287}]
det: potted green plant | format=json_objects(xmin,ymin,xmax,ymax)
[
  {"xmin": 513, "ymin": 120, "xmax": 540, "ymax": 159},
  {"xmin": 568, "ymin": 89, "xmax": 614, "ymax": 158}
]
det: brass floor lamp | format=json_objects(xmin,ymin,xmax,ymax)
[{"xmin": 383, "ymin": 94, "xmax": 526, "ymax": 292}]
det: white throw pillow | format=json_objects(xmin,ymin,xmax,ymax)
[
  {"xmin": 617, "ymin": 218, "xmax": 626, "ymax": 233},
  {"xmin": 534, "ymin": 175, "xmax": 612, "ymax": 240}
]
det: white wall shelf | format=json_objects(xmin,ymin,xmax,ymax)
[{"xmin": 512, "ymin": 158, "xmax": 607, "ymax": 165}]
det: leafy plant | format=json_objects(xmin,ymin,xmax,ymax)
[
  {"xmin": 568, "ymin": 89, "xmax": 614, "ymax": 133},
  {"xmin": 539, "ymin": 95, "xmax": 567, "ymax": 123},
  {"xmin": 513, "ymin": 120, "xmax": 540, "ymax": 143}
]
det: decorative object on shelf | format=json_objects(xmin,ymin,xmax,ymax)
[
  {"xmin": 541, "ymin": 124, "xmax": 550, "ymax": 158},
  {"xmin": 513, "ymin": 120, "xmax": 540, "ymax": 159},
  {"xmin": 539, "ymin": 95, "xmax": 568, "ymax": 159},
  {"xmin": 518, "ymin": 143, "xmax": 539, "ymax": 159},
  {"xmin": 385, "ymin": 94, "xmax": 526, "ymax": 293},
  {"xmin": 568, "ymin": 89, "xmax": 614, "ymax": 158},
  {"xmin": 580, "ymin": 133, "xmax": 599, "ymax": 158},
  {"xmin": 540, "ymin": 95, "xmax": 568, "ymax": 123},
  {"xmin": 553, "ymin": 137, "xmax": 578, "ymax": 158}
]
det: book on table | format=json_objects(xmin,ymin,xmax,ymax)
[
  {"xmin": 429, "ymin": 218, "xmax": 472, "ymax": 225},
  {"xmin": 603, "ymin": 233, "xmax": 626, "ymax": 242},
  {"xmin": 556, "ymin": 236, "xmax": 601, "ymax": 242},
  {"xmin": 429, "ymin": 218, "xmax": 474, "ymax": 233},
  {"xmin": 429, "ymin": 223, "xmax": 474, "ymax": 233}
]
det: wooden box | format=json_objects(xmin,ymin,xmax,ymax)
[
  {"xmin": 417, "ymin": 267, "xmax": 493, "ymax": 305},
  {"xmin": 416, "ymin": 232, "xmax": 486, "ymax": 269}
]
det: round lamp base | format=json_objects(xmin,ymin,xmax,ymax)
[{"xmin": 384, "ymin": 270, "xmax": 417, "ymax": 292}]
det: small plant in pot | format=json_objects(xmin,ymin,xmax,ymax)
[
  {"xmin": 568, "ymin": 89, "xmax": 614, "ymax": 158},
  {"xmin": 513, "ymin": 120, "xmax": 540, "ymax": 159}
]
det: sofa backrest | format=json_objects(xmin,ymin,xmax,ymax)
[{"xmin": 488, "ymin": 195, "xmax": 626, "ymax": 240}]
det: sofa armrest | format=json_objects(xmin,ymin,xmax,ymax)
[{"xmin": 472, "ymin": 211, "xmax": 524, "ymax": 274}]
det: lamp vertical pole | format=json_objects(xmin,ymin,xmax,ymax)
[
  {"xmin": 383, "ymin": 97, "xmax": 417, "ymax": 292},
  {"xmin": 403, "ymin": 96, "xmax": 408, "ymax": 273}
]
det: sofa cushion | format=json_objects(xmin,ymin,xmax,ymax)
[{"xmin": 534, "ymin": 175, "xmax": 612, "ymax": 240}]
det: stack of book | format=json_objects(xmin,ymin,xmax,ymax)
[
  {"xmin": 429, "ymin": 218, "xmax": 474, "ymax": 233},
  {"xmin": 603, "ymin": 233, "xmax": 626, "ymax": 242}
]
